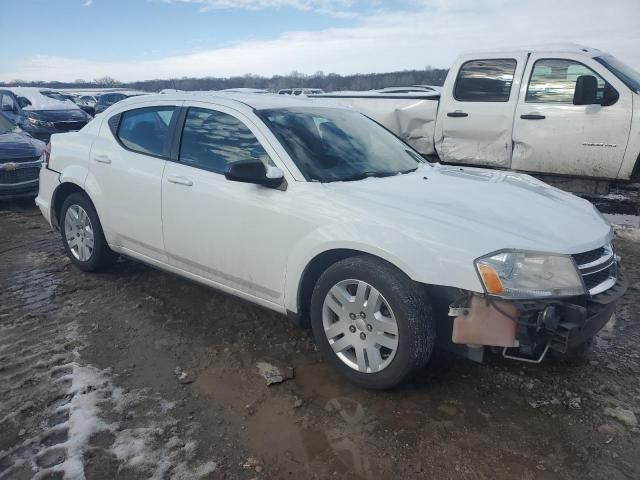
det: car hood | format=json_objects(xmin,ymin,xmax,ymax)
[
  {"xmin": 323, "ymin": 164, "xmax": 612, "ymax": 256},
  {"xmin": 0, "ymin": 130, "xmax": 45, "ymax": 160}
]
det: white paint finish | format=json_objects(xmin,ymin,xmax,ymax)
[
  {"xmin": 435, "ymin": 52, "xmax": 529, "ymax": 168},
  {"xmin": 35, "ymin": 167, "xmax": 59, "ymax": 225},
  {"xmin": 511, "ymin": 53, "xmax": 633, "ymax": 177},
  {"xmin": 39, "ymin": 93, "xmax": 614, "ymax": 319},
  {"xmin": 160, "ymin": 102, "xmax": 302, "ymax": 302},
  {"xmin": 87, "ymin": 99, "xmax": 183, "ymax": 262}
]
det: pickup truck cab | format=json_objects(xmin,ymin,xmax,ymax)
[
  {"xmin": 36, "ymin": 93, "xmax": 626, "ymax": 389},
  {"xmin": 312, "ymin": 45, "xmax": 640, "ymax": 188}
]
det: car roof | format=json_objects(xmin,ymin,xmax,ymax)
[
  {"xmin": 458, "ymin": 43, "xmax": 606, "ymax": 60},
  {"xmin": 114, "ymin": 92, "xmax": 339, "ymax": 112}
]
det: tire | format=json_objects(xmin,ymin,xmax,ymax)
[
  {"xmin": 60, "ymin": 192, "xmax": 117, "ymax": 272},
  {"xmin": 310, "ymin": 255, "xmax": 435, "ymax": 390}
]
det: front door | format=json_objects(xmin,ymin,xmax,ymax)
[
  {"xmin": 511, "ymin": 55, "xmax": 633, "ymax": 178},
  {"xmin": 161, "ymin": 103, "xmax": 293, "ymax": 304},
  {"xmin": 435, "ymin": 54, "xmax": 528, "ymax": 168}
]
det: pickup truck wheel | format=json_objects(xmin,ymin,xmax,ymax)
[
  {"xmin": 60, "ymin": 193, "xmax": 116, "ymax": 272},
  {"xmin": 310, "ymin": 256, "xmax": 435, "ymax": 389}
]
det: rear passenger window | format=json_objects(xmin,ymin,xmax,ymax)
[
  {"xmin": 179, "ymin": 107, "xmax": 270, "ymax": 174},
  {"xmin": 454, "ymin": 59, "xmax": 517, "ymax": 102},
  {"xmin": 117, "ymin": 107, "xmax": 175, "ymax": 157}
]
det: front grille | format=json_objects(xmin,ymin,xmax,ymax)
[
  {"xmin": 0, "ymin": 167, "xmax": 40, "ymax": 184},
  {"xmin": 0, "ymin": 156, "xmax": 40, "ymax": 165},
  {"xmin": 572, "ymin": 247, "xmax": 606, "ymax": 266},
  {"xmin": 572, "ymin": 244, "xmax": 617, "ymax": 296},
  {"xmin": 54, "ymin": 121, "xmax": 86, "ymax": 132}
]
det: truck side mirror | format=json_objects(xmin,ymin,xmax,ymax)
[
  {"xmin": 601, "ymin": 83, "xmax": 620, "ymax": 107},
  {"xmin": 573, "ymin": 75, "xmax": 598, "ymax": 105}
]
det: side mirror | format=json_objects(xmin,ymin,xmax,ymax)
[
  {"xmin": 601, "ymin": 83, "xmax": 619, "ymax": 107},
  {"xmin": 573, "ymin": 75, "xmax": 598, "ymax": 105},
  {"xmin": 224, "ymin": 159, "xmax": 285, "ymax": 189}
]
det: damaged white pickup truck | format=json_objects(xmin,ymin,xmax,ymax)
[
  {"xmin": 311, "ymin": 45, "xmax": 640, "ymax": 193},
  {"xmin": 36, "ymin": 93, "xmax": 627, "ymax": 389}
]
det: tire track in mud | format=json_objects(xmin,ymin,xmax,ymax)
[{"xmin": 0, "ymin": 215, "xmax": 216, "ymax": 480}]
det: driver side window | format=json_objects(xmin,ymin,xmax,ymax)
[{"xmin": 526, "ymin": 59, "xmax": 606, "ymax": 103}]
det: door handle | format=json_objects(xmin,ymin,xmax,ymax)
[
  {"xmin": 167, "ymin": 175, "xmax": 193, "ymax": 187},
  {"xmin": 93, "ymin": 154, "xmax": 112, "ymax": 164},
  {"xmin": 447, "ymin": 111, "xmax": 468, "ymax": 118},
  {"xmin": 520, "ymin": 113, "xmax": 546, "ymax": 120}
]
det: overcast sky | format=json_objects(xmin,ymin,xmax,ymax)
[{"xmin": 2, "ymin": 0, "xmax": 639, "ymax": 82}]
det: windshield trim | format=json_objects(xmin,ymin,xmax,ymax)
[{"xmin": 595, "ymin": 55, "xmax": 640, "ymax": 94}]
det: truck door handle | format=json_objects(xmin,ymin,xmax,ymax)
[
  {"xmin": 447, "ymin": 111, "xmax": 468, "ymax": 118},
  {"xmin": 93, "ymin": 154, "xmax": 112, "ymax": 164},
  {"xmin": 520, "ymin": 113, "xmax": 546, "ymax": 120},
  {"xmin": 167, "ymin": 175, "xmax": 193, "ymax": 187}
]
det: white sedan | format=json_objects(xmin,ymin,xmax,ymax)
[{"xmin": 36, "ymin": 93, "xmax": 626, "ymax": 389}]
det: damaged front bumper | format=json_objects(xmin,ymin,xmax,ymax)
[{"xmin": 441, "ymin": 270, "xmax": 628, "ymax": 363}]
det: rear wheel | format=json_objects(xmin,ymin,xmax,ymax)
[
  {"xmin": 310, "ymin": 256, "xmax": 435, "ymax": 389},
  {"xmin": 60, "ymin": 192, "xmax": 116, "ymax": 272}
]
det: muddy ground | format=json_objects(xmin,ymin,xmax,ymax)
[{"xmin": 1, "ymin": 201, "xmax": 639, "ymax": 480}]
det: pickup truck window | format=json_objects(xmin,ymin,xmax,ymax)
[
  {"xmin": 454, "ymin": 59, "xmax": 516, "ymax": 102},
  {"xmin": 117, "ymin": 107, "xmax": 175, "ymax": 158},
  {"xmin": 179, "ymin": 107, "xmax": 271, "ymax": 174},
  {"xmin": 526, "ymin": 59, "xmax": 605, "ymax": 103}
]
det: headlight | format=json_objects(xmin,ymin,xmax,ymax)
[{"xmin": 475, "ymin": 250, "xmax": 585, "ymax": 299}]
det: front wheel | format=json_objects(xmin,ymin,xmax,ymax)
[
  {"xmin": 310, "ymin": 256, "xmax": 436, "ymax": 389},
  {"xmin": 60, "ymin": 192, "xmax": 116, "ymax": 272}
]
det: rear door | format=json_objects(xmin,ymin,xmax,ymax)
[
  {"xmin": 89, "ymin": 101, "xmax": 180, "ymax": 261},
  {"xmin": 511, "ymin": 54, "xmax": 633, "ymax": 178},
  {"xmin": 435, "ymin": 53, "xmax": 528, "ymax": 168}
]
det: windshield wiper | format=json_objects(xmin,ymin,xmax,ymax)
[{"xmin": 333, "ymin": 170, "xmax": 397, "ymax": 182}]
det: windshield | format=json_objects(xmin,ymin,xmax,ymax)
[
  {"xmin": 596, "ymin": 55, "xmax": 640, "ymax": 94},
  {"xmin": 258, "ymin": 107, "xmax": 423, "ymax": 182},
  {"xmin": 0, "ymin": 114, "xmax": 16, "ymax": 134}
]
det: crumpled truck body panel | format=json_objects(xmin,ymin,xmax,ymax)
[{"xmin": 309, "ymin": 95, "xmax": 439, "ymax": 156}]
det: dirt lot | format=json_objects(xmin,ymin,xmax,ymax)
[{"xmin": 1, "ymin": 201, "xmax": 639, "ymax": 480}]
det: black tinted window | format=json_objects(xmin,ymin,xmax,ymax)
[
  {"xmin": 117, "ymin": 107, "xmax": 175, "ymax": 157},
  {"xmin": 454, "ymin": 59, "xmax": 517, "ymax": 102},
  {"xmin": 179, "ymin": 107, "xmax": 270, "ymax": 174}
]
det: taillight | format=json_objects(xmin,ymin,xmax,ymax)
[{"xmin": 44, "ymin": 142, "xmax": 51, "ymax": 166}]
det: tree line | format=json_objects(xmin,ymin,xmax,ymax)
[{"xmin": 1, "ymin": 68, "xmax": 448, "ymax": 92}]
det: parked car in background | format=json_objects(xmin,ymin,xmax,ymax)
[
  {"xmin": 0, "ymin": 87, "xmax": 92, "ymax": 142},
  {"xmin": 0, "ymin": 113, "xmax": 45, "ymax": 199},
  {"xmin": 278, "ymin": 88, "xmax": 325, "ymax": 95},
  {"xmin": 74, "ymin": 95, "xmax": 98, "ymax": 116},
  {"xmin": 311, "ymin": 45, "xmax": 640, "ymax": 192},
  {"xmin": 36, "ymin": 93, "xmax": 625, "ymax": 389},
  {"xmin": 94, "ymin": 92, "xmax": 146, "ymax": 114}
]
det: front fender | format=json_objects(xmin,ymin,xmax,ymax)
[{"xmin": 283, "ymin": 222, "xmax": 483, "ymax": 313}]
